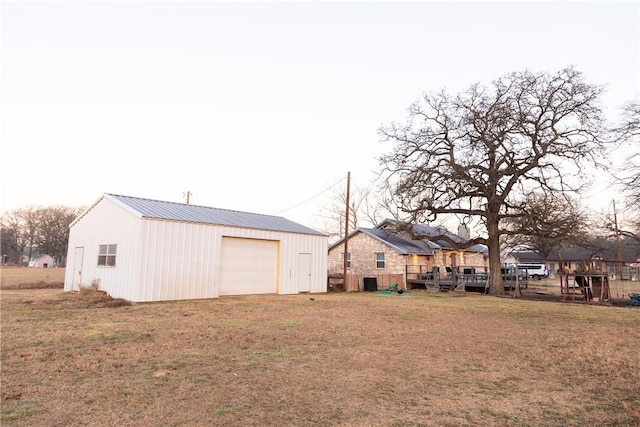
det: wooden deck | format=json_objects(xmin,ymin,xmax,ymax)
[{"xmin": 406, "ymin": 266, "xmax": 528, "ymax": 292}]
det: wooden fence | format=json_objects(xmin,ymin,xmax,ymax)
[{"xmin": 344, "ymin": 274, "xmax": 405, "ymax": 292}]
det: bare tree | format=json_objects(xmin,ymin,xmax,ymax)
[
  {"xmin": 1, "ymin": 205, "xmax": 81, "ymax": 266},
  {"xmin": 599, "ymin": 205, "xmax": 640, "ymax": 245},
  {"xmin": 0, "ymin": 217, "xmax": 21, "ymax": 264},
  {"xmin": 503, "ymin": 192, "xmax": 589, "ymax": 260},
  {"xmin": 36, "ymin": 206, "xmax": 82, "ymax": 266},
  {"xmin": 614, "ymin": 222, "xmax": 640, "ymax": 243},
  {"xmin": 1, "ymin": 208, "xmax": 38, "ymax": 264},
  {"xmin": 320, "ymin": 181, "xmax": 388, "ymax": 241},
  {"xmin": 379, "ymin": 67, "xmax": 611, "ymax": 295},
  {"xmin": 613, "ymin": 101, "xmax": 640, "ymax": 241}
]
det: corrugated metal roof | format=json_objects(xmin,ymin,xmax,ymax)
[{"xmin": 106, "ymin": 193, "xmax": 325, "ymax": 236}]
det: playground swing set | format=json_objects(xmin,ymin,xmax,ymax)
[{"xmin": 558, "ymin": 259, "xmax": 612, "ymax": 303}]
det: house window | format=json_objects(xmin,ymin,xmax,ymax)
[
  {"xmin": 341, "ymin": 252, "xmax": 351, "ymax": 268},
  {"xmin": 98, "ymin": 244, "xmax": 117, "ymax": 267},
  {"xmin": 375, "ymin": 252, "xmax": 385, "ymax": 269}
]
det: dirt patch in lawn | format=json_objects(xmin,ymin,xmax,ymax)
[
  {"xmin": 30, "ymin": 285, "xmax": 132, "ymax": 309},
  {"xmin": 2, "ymin": 287, "xmax": 639, "ymax": 427}
]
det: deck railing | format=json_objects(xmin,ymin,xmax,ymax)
[{"xmin": 406, "ymin": 265, "xmax": 529, "ymax": 290}]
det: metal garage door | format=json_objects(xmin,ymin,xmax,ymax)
[{"xmin": 220, "ymin": 237, "xmax": 278, "ymax": 295}]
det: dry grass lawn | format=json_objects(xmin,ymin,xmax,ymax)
[
  {"xmin": 1, "ymin": 266, "xmax": 65, "ymax": 289},
  {"xmin": 2, "ymin": 268, "xmax": 640, "ymax": 426}
]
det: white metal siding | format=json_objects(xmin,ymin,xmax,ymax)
[
  {"xmin": 64, "ymin": 197, "xmax": 143, "ymax": 301},
  {"xmin": 71, "ymin": 247, "xmax": 84, "ymax": 291},
  {"xmin": 65, "ymin": 196, "xmax": 329, "ymax": 302},
  {"xmin": 298, "ymin": 253, "xmax": 311, "ymax": 292},
  {"xmin": 277, "ymin": 231, "xmax": 328, "ymax": 294},
  {"xmin": 216, "ymin": 226, "xmax": 328, "ymax": 295},
  {"xmin": 138, "ymin": 219, "xmax": 218, "ymax": 301}
]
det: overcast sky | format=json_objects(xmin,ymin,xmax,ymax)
[{"xmin": 2, "ymin": 0, "xmax": 639, "ymax": 231}]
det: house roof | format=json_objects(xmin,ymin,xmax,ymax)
[
  {"xmin": 329, "ymin": 219, "xmax": 488, "ymax": 255},
  {"xmin": 378, "ymin": 219, "xmax": 488, "ymax": 253},
  {"xmin": 75, "ymin": 193, "xmax": 325, "ymax": 236},
  {"xmin": 510, "ymin": 245, "xmax": 639, "ymax": 262},
  {"xmin": 359, "ymin": 228, "xmax": 434, "ymax": 255}
]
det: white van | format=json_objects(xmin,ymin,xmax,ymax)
[{"xmin": 515, "ymin": 264, "xmax": 549, "ymax": 280}]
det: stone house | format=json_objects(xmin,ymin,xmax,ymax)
[{"xmin": 328, "ymin": 219, "xmax": 487, "ymax": 291}]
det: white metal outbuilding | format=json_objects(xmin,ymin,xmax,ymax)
[{"xmin": 63, "ymin": 193, "xmax": 328, "ymax": 302}]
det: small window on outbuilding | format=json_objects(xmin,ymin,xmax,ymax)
[
  {"xmin": 347, "ymin": 252, "xmax": 351, "ymax": 268},
  {"xmin": 98, "ymin": 244, "xmax": 117, "ymax": 267},
  {"xmin": 375, "ymin": 252, "xmax": 385, "ymax": 269}
]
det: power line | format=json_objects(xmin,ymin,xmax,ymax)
[{"xmin": 272, "ymin": 177, "xmax": 346, "ymax": 215}]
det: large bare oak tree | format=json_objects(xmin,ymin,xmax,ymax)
[{"xmin": 379, "ymin": 67, "xmax": 611, "ymax": 295}]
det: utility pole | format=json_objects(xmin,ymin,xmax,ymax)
[
  {"xmin": 184, "ymin": 191, "xmax": 192, "ymax": 205},
  {"xmin": 613, "ymin": 199, "xmax": 623, "ymax": 279},
  {"xmin": 343, "ymin": 172, "xmax": 351, "ymax": 291}
]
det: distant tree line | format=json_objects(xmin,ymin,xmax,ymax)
[{"xmin": 1, "ymin": 206, "xmax": 83, "ymax": 267}]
